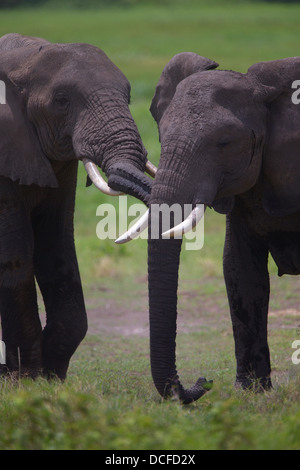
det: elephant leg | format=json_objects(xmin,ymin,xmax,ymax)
[
  {"xmin": 0, "ymin": 280, "xmax": 42, "ymax": 378},
  {"xmin": 0, "ymin": 179, "xmax": 43, "ymax": 377},
  {"xmin": 223, "ymin": 209, "xmax": 272, "ymax": 391},
  {"xmin": 32, "ymin": 193, "xmax": 87, "ymax": 379}
]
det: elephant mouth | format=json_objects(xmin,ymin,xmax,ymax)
[
  {"xmin": 83, "ymin": 158, "xmax": 156, "ymax": 205},
  {"xmin": 211, "ymin": 196, "xmax": 235, "ymax": 215}
]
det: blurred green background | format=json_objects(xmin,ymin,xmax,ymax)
[
  {"xmin": 0, "ymin": 0, "xmax": 300, "ymax": 450},
  {"xmin": 1, "ymin": 0, "xmax": 299, "ymax": 287}
]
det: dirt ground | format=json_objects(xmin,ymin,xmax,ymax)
[{"xmin": 85, "ymin": 275, "xmax": 300, "ymax": 338}]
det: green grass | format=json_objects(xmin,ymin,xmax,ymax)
[
  {"xmin": 1, "ymin": 0, "xmax": 300, "ymax": 450},
  {"xmin": 1, "ymin": 331, "xmax": 300, "ymax": 450}
]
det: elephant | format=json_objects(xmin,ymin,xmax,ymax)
[
  {"xmin": 0, "ymin": 33, "xmax": 155, "ymax": 380},
  {"xmin": 121, "ymin": 52, "xmax": 300, "ymax": 404}
]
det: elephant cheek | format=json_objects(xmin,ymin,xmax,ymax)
[{"xmin": 212, "ymin": 197, "xmax": 235, "ymax": 214}]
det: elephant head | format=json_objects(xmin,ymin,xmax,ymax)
[
  {"xmin": 122, "ymin": 52, "xmax": 300, "ymax": 404},
  {"xmin": 0, "ymin": 33, "xmax": 155, "ymax": 203}
]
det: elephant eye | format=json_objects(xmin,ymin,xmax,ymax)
[
  {"xmin": 217, "ymin": 136, "xmax": 231, "ymax": 148},
  {"xmin": 54, "ymin": 93, "xmax": 69, "ymax": 110}
]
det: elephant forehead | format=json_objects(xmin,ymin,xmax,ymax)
[
  {"xmin": 176, "ymin": 70, "xmax": 254, "ymax": 103},
  {"xmin": 35, "ymin": 42, "xmax": 112, "ymax": 67},
  {"xmin": 27, "ymin": 43, "xmax": 130, "ymax": 91}
]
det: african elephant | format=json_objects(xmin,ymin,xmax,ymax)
[
  {"xmin": 0, "ymin": 33, "xmax": 154, "ymax": 380},
  {"xmin": 125, "ymin": 52, "xmax": 300, "ymax": 404}
]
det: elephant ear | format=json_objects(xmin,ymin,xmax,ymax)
[
  {"xmin": 150, "ymin": 52, "xmax": 218, "ymax": 125},
  {"xmin": 0, "ymin": 38, "xmax": 58, "ymax": 188},
  {"xmin": 248, "ymin": 58, "xmax": 300, "ymax": 216}
]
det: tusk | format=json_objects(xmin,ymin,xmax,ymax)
[
  {"xmin": 145, "ymin": 160, "xmax": 157, "ymax": 178},
  {"xmin": 162, "ymin": 204, "xmax": 205, "ymax": 239},
  {"xmin": 115, "ymin": 209, "xmax": 149, "ymax": 244},
  {"xmin": 83, "ymin": 158, "xmax": 124, "ymax": 196}
]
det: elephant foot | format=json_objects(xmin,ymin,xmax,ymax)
[
  {"xmin": 0, "ymin": 364, "xmax": 8, "ymax": 377},
  {"xmin": 235, "ymin": 375, "xmax": 272, "ymax": 392},
  {"xmin": 0, "ymin": 364, "xmax": 43, "ymax": 381},
  {"xmin": 43, "ymin": 369, "xmax": 65, "ymax": 382}
]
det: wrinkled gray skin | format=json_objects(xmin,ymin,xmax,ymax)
[
  {"xmin": 0, "ymin": 34, "xmax": 152, "ymax": 379},
  {"xmin": 148, "ymin": 52, "xmax": 300, "ymax": 404}
]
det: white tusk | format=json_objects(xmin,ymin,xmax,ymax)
[
  {"xmin": 115, "ymin": 209, "xmax": 149, "ymax": 244},
  {"xmin": 145, "ymin": 160, "xmax": 157, "ymax": 178},
  {"xmin": 83, "ymin": 158, "xmax": 124, "ymax": 196},
  {"xmin": 161, "ymin": 204, "xmax": 205, "ymax": 239}
]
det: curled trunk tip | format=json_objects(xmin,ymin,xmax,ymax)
[
  {"xmin": 157, "ymin": 375, "xmax": 213, "ymax": 405},
  {"xmin": 171, "ymin": 376, "xmax": 213, "ymax": 405}
]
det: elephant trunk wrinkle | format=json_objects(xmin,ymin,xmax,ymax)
[
  {"xmin": 148, "ymin": 217, "xmax": 212, "ymax": 404},
  {"xmin": 107, "ymin": 164, "xmax": 152, "ymax": 205},
  {"xmin": 73, "ymin": 95, "xmax": 147, "ymax": 174},
  {"xmin": 73, "ymin": 109, "xmax": 151, "ymax": 203},
  {"xmin": 100, "ymin": 128, "xmax": 147, "ymax": 175}
]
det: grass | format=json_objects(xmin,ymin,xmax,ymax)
[
  {"xmin": 1, "ymin": 332, "xmax": 300, "ymax": 450},
  {"xmin": 1, "ymin": 0, "xmax": 300, "ymax": 450}
]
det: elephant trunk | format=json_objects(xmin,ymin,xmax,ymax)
[
  {"xmin": 106, "ymin": 161, "xmax": 153, "ymax": 206},
  {"xmin": 148, "ymin": 227, "xmax": 210, "ymax": 404},
  {"xmin": 100, "ymin": 122, "xmax": 152, "ymax": 204},
  {"xmin": 147, "ymin": 156, "xmax": 212, "ymax": 404},
  {"xmin": 73, "ymin": 95, "xmax": 153, "ymax": 204}
]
